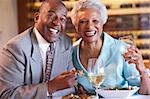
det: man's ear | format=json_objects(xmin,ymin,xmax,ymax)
[{"xmin": 34, "ymin": 12, "xmax": 39, "ymax": 23}]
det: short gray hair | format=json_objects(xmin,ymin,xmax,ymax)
[{"xmin": 70, "ymin": 0, "xmax": 108, "ymax": 25}]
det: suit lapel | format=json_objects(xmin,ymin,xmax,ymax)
[
  {"xmin": 29, "ymin": 30, "xmax": 44, "ymax": 83},
  {"xmin": 97, "ymin": 33, "xmax": 117, "ymax": 67},
  {"xmin": 50, "ymin": 38, "xmax": 61, "ymax": 79},
  {"xmin": 50, "ymin": 36, "xmax": 69, "ymax": 79}
]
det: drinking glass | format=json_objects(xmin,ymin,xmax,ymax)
[
  {"xmin": 119, "ymin": 35, "xmax": 141, "ymax": 80},
  {"xmin": 119, "ymin": 35, "xmax": 135, "ymax": 58},
  {"xmin": 88, "ymin": 58, "xmax": 105, "ymax": 99},
  {"xmin": 119, "ymin": 35, "xmax": 135, "ymax": 45}
]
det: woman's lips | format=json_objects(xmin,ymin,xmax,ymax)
[{"xmin": 85, "ymin": 31, "xmax": 96, "ymax": 37}]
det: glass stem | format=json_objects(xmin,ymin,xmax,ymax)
[{"xmin": 96, "ymin": 87, "xmax": 99, "ymax": 99}]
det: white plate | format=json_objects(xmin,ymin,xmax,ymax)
[{"xmin": 97, "ymin": 87, "xmax": 139, "ymax": 98}]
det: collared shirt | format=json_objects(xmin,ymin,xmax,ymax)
[
  {"xmin": 34, "ymin": 28, "xmax": 49, "ymax": 69},
  {"xmin": 34, "ymin": 28, "xmax": 75, "ymax": 98},
  {"xmin": 34, "ymin": 27, "xmax": 55, "ymax": 97},
  {"xmin": 34, "ymin": 27, "xmax": 55, "ymax": 71}
]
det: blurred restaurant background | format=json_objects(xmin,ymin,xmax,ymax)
[{"xmin": 0, "ymin": 0, "xmax": 150, "ymax": 68}]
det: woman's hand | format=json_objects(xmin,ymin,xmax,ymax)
[
  {"xmin": 123, "ymin": 45, "xmax": 150, "ymax": 94},
  {"xmin": 123, "ymin": 45, "xmax": 145, "ymax": 72}
]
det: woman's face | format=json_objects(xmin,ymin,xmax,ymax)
[{"xmin": 75, "ymin": 8, "xmax": 103, "ymax": 43}]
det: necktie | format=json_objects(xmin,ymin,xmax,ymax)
[{"xmin": 45, "ymin": 43, "xmax": 55, "ymax": 81}]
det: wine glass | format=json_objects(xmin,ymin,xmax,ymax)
[
  {"xmin": 87, "ymin": 58, "xmax": 105, "ymax": 99},
  {"xmin": 119, "ymin": 35, "xmax": 141, "ymax": 80},
  {"xmin": 119, "ymin": 35, "xmax": 135, "ymax": 59}
]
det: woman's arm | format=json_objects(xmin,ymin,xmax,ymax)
[{"xmin": 123, "ymin": 46, "xmax": 150, "ymax": 95}]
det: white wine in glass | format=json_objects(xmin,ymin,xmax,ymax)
[
  {"xmin": 88, "ymin": 72, "xmax": 105, "ymax": 87},
  {"xmin": 88, "ymin": 58, "xmax": 105, "ymax": 99}
]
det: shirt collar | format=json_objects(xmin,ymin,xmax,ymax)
[{"xmin": 34, "ymin": 27, "xmax": 50, "ymax": 51}]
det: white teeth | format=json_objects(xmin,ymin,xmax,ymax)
[
  {"xmin": 85, "ymin": 31, "xmax": 95, "ymax": 36},
  {"xmin": 49, "ymin": 28, "xmax": 58, "ymax": 33}
]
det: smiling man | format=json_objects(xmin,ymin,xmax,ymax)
[{"xmin": 0, "ymin": 0, "xmax": 77, "ymax": 99}]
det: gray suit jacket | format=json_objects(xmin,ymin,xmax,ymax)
[{"xmin": 0, "ymin": 27, "xmax": 75, "ymax": 99}]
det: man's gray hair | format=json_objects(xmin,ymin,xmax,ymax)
[{"xmin": 70, "ymin": 0, "xmax": 108, "ymax": 25}]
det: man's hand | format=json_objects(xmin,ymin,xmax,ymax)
[{"xmin": 47, "ymin": 69, "xmax": 78, "ymax": 93}]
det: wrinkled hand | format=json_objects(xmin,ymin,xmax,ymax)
[
  {"xmin": 123, "ymin": 45, "xmax": 145, "ymax": 72},
  {"xmin": 47, "ymin": 69, "xmax": 78, "ymax": 93}
]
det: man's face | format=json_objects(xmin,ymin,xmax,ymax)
[{"xmin": 35, "ymin": 2, "xmax": 67, "ymax": 43}]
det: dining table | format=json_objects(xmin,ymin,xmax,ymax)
[
  {"xmin": 103, "ymin": 95, "xmax": 150, "ymax": 99},
  {"xmin": 60, "ymin": 93, "xmax": 150, "ymax": 99},
  {"xmin": 54, "ymin": 94, "xmax": 150, "ymax": 99}
]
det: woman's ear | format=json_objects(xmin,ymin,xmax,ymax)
[{"xmin": 34, "ymin": 12, "xmax": 39, "ymax": 23}]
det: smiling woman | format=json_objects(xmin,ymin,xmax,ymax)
[
  {"xmin": 0, "ymin": 0, "xmax": 77, "ymax": 98},
  {"xmin": 71, "ymin": 0, "xmax": 150, "ymax": 95},
  {"xmin": 74, "ymin": 8, "xmax": 103, "ymax": 44}
]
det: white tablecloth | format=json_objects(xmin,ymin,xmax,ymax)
[{"xmin": 104, "ymin": 95, "xmax": 150, "ymax": 99}]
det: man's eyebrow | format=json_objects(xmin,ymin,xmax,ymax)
[
  {"xmin": 48, "ymin": 10, "xmax": 67, "ymax": 18},
  {"xmin": 48, "ymin": 10, "xmax": 55, "ymax": 13}
]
